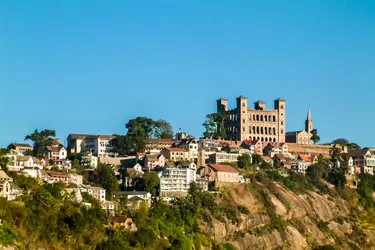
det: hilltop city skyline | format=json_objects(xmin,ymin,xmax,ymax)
[{"xmin": 1, "ymin": 1, "xmax": 375, "ymax": 146}]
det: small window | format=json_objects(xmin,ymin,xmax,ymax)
[
  {"xmin": 242, "ymin": 103, "xmax": 245, "ymax": 107},
  {"xmin": 280, "ymin": 105, "xmax": 284, "ymax": 109}
]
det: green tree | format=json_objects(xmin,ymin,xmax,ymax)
[
  {"xmin": 92, "ymin": 164, "xmax": 119, "ymax": 200},
  {"xmin": 0, "ymin": 149, "xmax": 10, "ymax": 172},
  {"xmin": 24, "ymin": 129, "xmax": 56, "ymax": 157},
  {"xmin": 238, "ymin": 154, "xmax": 252, "ymax": 169},
  {"xmin": 135, "ymin": 172, "xmax": 160, "ymax": 196},
  {"xmin": 306, "ymin": 163, "xmax": 328, "ymax": 185},
  {"xmin": 273, "ymin": 156, "xmax": 283, "ymax": 168},
  {"xmin": 113, "ymin": 117, "xmax": 173, "ymax": 155},
  {"xmin": 252, "ymin": 154, "xmax": 262, "ymax": 165},
  {"xmin": 112, "ymin": 135, "xmax": 131, "ymax": 156},
  {"xmin": 330, "ymin": 144, "xmax": 342, "ymax": 164},
  {"xmin": 310, "ymin": 129, "xmax": 320, "ymax": 144},
  {"xmin": 153, "ymin": 119, "xmax": 173, "ymax": 139},
  {"xmin": 221, "ymin": 144, "xmax": 231, "ymax": 153},
  {"xmin": 328, "ymin": 168, "xmax": 346, "ymax": 189},
  {"xmin": 331, "ymin": 138, "xmax": 360, "ymax": 150},
  {"xmin": 126, "ymin": 117, "xmax": 155, "ymax": 138},
  {"xmin": 202, "ymin": 112, "xmax": 228, "ymax": 139}
]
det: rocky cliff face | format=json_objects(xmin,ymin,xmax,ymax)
[{"xmin": 199, "ymin": 182, "xmax": 374, "ymax": 250}]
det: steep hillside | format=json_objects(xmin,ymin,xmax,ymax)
[{"xmin": 199, "ymin": 181, "xmax": 375, "ymax": 250}]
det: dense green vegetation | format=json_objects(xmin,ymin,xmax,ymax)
[
  {"xmin": 0, "ymin": 177, "xmax": 242, "ymax": 250},
  {"xmin": 112, "ymin": 117, "xmax": 173, "ymax": 156}
]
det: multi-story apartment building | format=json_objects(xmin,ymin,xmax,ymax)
[
  {"xmin": 216, "ymin": 96, "xmax": 286, "ymax": 143},
  {"xmin": 66, "ymin": 134, "xmax": 115, "ymax": 157},
  {"xmin": 160, "ymin": 162, "xmax": 197, "ymax": 196},
  {"xmin": 208, "ymin": 152, "xmax": 239, "ymax": 164}
]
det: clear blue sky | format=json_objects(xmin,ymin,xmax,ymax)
[{"xmin": 1, "ymin": 0, "xmax": 374, "ymax": 147}]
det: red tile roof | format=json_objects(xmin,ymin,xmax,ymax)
[
  {"xmin": 146, "ymin": 138, "xmax": 175, "ymax": 144},
  {"xmin": 68, "ymin": 134, "xmax": 114, "ymax": 140},
  {"xmin": 298, "ymin": 154, "xmax": 311, "ymax": 162},
  {"xmin": 168, "ymin": 148, "xmax": 188, "ymax": 152},
  {"xmin": 243, "ymin": 140, "xmax": 260, "ymax": 146},
  {"xmin": 200, "ymin": 139, "xmax": 240, "ymax": 148},
  {"xmin": 208, "ymin": 164, "xmax": 238, "ymax": 173},
  {"xmin": 46, "ymin": 145, "xmax": 65, "ymax": 152}
]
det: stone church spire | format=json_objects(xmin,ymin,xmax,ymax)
[{"xmin": 305, "ymin": 108, "xmax": 313, "ymax": 133}]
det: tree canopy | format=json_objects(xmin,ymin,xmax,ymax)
[
  {"xmin": 92, "ymin": 164, "xmax": 119, "ymax": 199},
  {"xmin": 310, "ymin": 129, "xmax": 320, "ymax": 144},
  {"xmin": 331, "ymin": 138, "xmax": 360, "ymax": 150},
  {"xmin": 202, "ymin": 112, "xmax": 228, "ymax": 139},
  {"xmin": 0, "ymin": 149, "xmax": 10, "ymax": 172},
  {"xmin": 112, "ymin": 117, "xmax": 173, "ymax": 156},
  {"xmin": 24, "ymin": 129, "xmax": 56, "ymax": 157}
]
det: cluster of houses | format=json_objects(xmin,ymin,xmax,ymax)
[
  {"xmin": 3, "ymin": 140, "xmax": 117, "ymax": 213},
  {"xmin": 120, "ymin": 130, "xmax": 375, "ymax": 197},
  {"xmin": 3, "ymin": 130, "xmax": 375, "ymax": 214}
]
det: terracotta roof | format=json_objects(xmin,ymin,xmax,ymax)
[
  {"xmin": 46, "ymin": 145, "xmax": 65, "ymax": 152},
  {"xmin": 167, "ymin": 148, "xmax": 188, "ymax": 152},
  {"xmin": 208, "ymin": 164, "xmax": 238, "ymax": 173},
  {"xmin": 68, "ymin": 134, "xmax": 114, "ymax": 140},
  {"xmin": 136, "ymin": 152, "xmax": 145, "ymax": 157},
  {"xmin": 243, "ymin": 140, "xmax": 260, "ymax": 146},
  {"xmin": 146, "ymin": 138, "xmax": 175, "ymax": 144},
  {"xmin": 262, "ymin": 156, "xmax": 273, "ymax": 161},
  {"xmin": 51, "ymin": 139, "xmax": 60, "ymax": 145},
  {"xmin": 298, "ymin": 154, "xmax": 311, "ymax": 162}
]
